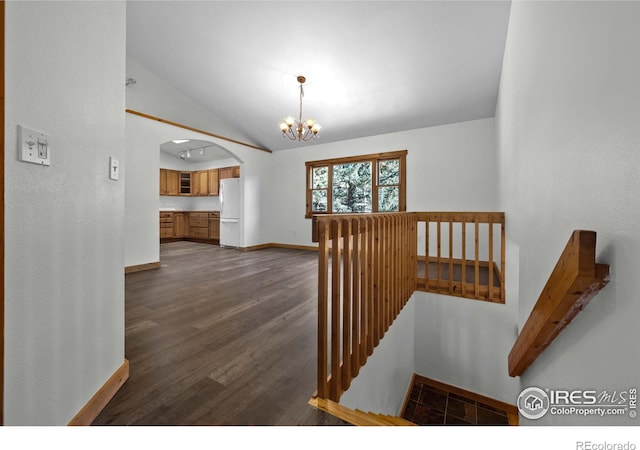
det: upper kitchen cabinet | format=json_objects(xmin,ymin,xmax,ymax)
[
  {"xmin": 159, "ymin": 166, "xmax": 240, "ymax": 196},
  {"xmin": 160, "ymin": 169, "xmax": 179, "ymax": 196},
  {"xmin": 179, "ymin": 172, "xmax": 192, "ymax": 195},
  {"xmin": 193, "ymin": 170, "xmax": 210, "ymax": 196},
  {"xmin": 219, "ymin": 166, "xmax": 240, "ymax": 180},
  {"xmin": 208, "ymin": 169, "xmax": 219, "ymax": 196}
]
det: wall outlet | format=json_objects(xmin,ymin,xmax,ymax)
[{"xmin": 18, "ymin": 125, "xmax": 51, "ymax": 166}]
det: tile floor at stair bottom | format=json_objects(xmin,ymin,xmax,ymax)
[{"xmin": 402, "ymin": 381, "xmax": 510, "ymax": 426}]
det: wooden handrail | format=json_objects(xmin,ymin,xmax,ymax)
[{"xmin": 508, "ymin": 230, "xmax": 610, "ymax": 377}]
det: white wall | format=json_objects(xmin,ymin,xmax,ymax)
[
  {"xmin": 497, "ymin": 1, "xmax": 640, "ymax": 425},
  {"xmin": 268, "ymin": 118, "xmax": 498, "ymax": 247},
  {"xmin": 5, "ymin": 1, "xmax": 126, "ymax": 425},
  {"xmin": 340, "ymin": 297, "xmax": 416, "ymax": 416}
]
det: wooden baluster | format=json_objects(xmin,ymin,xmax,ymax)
[
  {"xmin": 437, "ymin": 218, "xmax": 442, "ymax": 293},
  {"xmin": 330, "ymin": 219, "xmax": 341, "ymax": 401},
  {"xmin": 425, "ymin": 217, "xmax": 430, "ymax": 290},
  {"xmin": 317, "ymin": 220, "xmax": 329, "ymax": 399},
  {"xmin": 410, "ymin": 214, "xmax": 420, "ymax": 293},
  {"xmin": 448, "ymin": 218, "xmax": 454, "ymax": 294},
  {"xmin": 475, "ymin": 215, "xmax": 480, "ymax": 299},
  {"xmin": 501, "ymin": 217, "xmax": 506, "ymax": 303},
  {"xmin": 380, "ymin": 216, "xmax": 387, "ymax": 334},
  {"xmin": 360, "ymin": 217, "xmax": 369, "ymax": 365},
  {"xmin": 373, "ymin": 216, "xmax": 381, "ymax": 347},
  {"xmin": 397, "ymin": 215, "xmax": 402, "ymax": 308},
  {"xmin": 393, "ymin": 215, "xmax": 399, "ymax": 319},
  {"xmin": 351, "ymin": 219, "xmax": 361, "ymax": 377},
  {"xmin": 462, "ymin": 217, "xmax": 467, "ymax": 298},
  {"xmin": 489, "ymin": 216, "xmax": 494, "ymax": 301},
  {"xmin": 342, "ymin": 219, "xmax": 352, "ymax": 391},
  {"xmin": 366, "ymin": 216, "xmax": 375, "ymax": 357}
]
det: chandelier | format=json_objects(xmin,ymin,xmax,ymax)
[{"xmin": 279, "ymin": 75, "xmax": 321, "ymax": 141}]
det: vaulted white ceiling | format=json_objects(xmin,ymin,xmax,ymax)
[{"xmin": 127, "ymin": 1, "xmax": 511, "ymax": 152}]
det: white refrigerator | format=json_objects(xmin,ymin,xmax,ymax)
[{"xmin": 220, "ymin": 178, "xmax": 241, "ymax": 248}]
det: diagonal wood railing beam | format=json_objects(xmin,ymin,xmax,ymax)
[
  {"xmin": 508, "ymin": 230, "xmax": 610, "ymax": 377},
  {"xmin": 125, "ymin": 109, "xmax": 272, "ymax": 153}
]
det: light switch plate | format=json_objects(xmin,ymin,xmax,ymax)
[
  {"xmin": 18, "ymin": 125, "xmax": 51, "ymax": 166},
  {"xmin": 109, "ymin": 157, "xmax": 120, "ymax": 180}
]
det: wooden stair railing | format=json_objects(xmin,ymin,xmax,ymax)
[
  {"xmin": 315, "ymin": 212, "xmax": 418, "ymax": 402},
  {"xmin": 314, "ymin": 211, "xmax": 506, "ymax": 402},
  {"xmin": 508, "ymin": 230, "xmax": 610, "ymax": 377}
]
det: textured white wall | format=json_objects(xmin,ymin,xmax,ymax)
[
  {"xmin": 4, "ymin": 1, "xmax": 126, "ymax": 425},
  {"xmin": 497, "ymin": 1, "xmax": 640, "ymax": 425}
]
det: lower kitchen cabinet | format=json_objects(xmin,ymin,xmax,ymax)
[
  {"xmin": 160, "ymin": 212, "xmax": 175, "ymax": 238},
  {"xmin": 209, "ymin": 212, "xmax": 220, "ymax": 240},
  {"xmin": 160, "ymin": 211, "xmax": 220, "ymax": 244},
  {"xmin": 174, "ymin": 213, "xmax": 187, "ymax": 238}
]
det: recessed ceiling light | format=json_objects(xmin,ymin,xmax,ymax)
[{"xmin": 172, "ymin": 139, "xmax": 189, "ymax": 144}]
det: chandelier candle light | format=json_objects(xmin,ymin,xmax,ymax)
[{"xmin": 279, "ymin": 75, "xmax": 321, "ymax": 141}]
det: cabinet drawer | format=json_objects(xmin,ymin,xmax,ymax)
[
  {"xmin": 190, "ymin": 212, "xmax": 208, "ymax": 219},
  {"xmin": 209, "ymin": 212, "xmax": 220, "ymax": 219},
  {"xmin": 190, "ymin": 227, "xmax": 209, "ymax": 239},
  {"xmin": 160, "ymin": 212, "xmax": 174, "ymax": 219},
  {"xmin": 190, "ymin": 217, "xmax": 208, "ymax": 228},
  {"xmin": 160, "ymin": 222, "xmax": 173, "ymax": 228}
]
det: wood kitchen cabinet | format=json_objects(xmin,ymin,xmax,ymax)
[
  {"xmin": 160, "ymin": 212, "xmax": 175, "ymax": 238},
  {"xmin": 188, "ymin": 212, "xmax": 209, "ymax": 239},
  {"xmin": 219, "ymin": 165, "xmax": 240, "ymax": 180},
  {"xmin": 167, "ymin": 170, "xmax": 179, "ymax": 195},
  {"xmin": 160, "ymin": 169, "xmax": 179, "ymax": 196},
  {"xmin": 160, "ymin": 210, "xmax": 220, "ymax": 244},
  {"xmin": 208, "ymin": 169, "xmax": 219, "ymax": 196},
  {"xmin": 209, "ymin": 212, "xmax": 220, "ymax": 240},
  {"xmin": 179, "ymin": 172, "xmax": 192, "ymax": 195},
  {"xmin": 159, "ymin": 169, "xmax": 168, "ymax": 195},
  {"xmin": 159, "ymin": 167, "xmax": 237, "ymax": 196},
  {"xmin": 192, "ymin": 171, "xmax": 209, "ymax": 196},
  {"xmin": 174, "ymin": 212, "xmax": 187, "ymax": 238}
]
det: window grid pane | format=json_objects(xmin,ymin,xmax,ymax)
[
  {"xmin": 332, "ymin": 162, "xmax": 372, "ymax": 213},
  {"xmin": 312, "ymin": 189, "xmax": 328, "ymax": 212},
  {"xmin": 378, "ymin": 186, "xmax": 399, "ymax": 211},
  {"xmin": 312, "ymin": 166, "xmax": 329, "ymax": 189},
  {"xmin": 378, "ymin": 159, "xmax": 400, "ymax": 186}
]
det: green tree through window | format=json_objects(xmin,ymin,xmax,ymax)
[{"xmin": 305, "ymin": 150, "xmax": 407, "ymax": 218}]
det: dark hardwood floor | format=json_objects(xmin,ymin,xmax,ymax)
[{"xmin": 94, "ymin": 242, "xmax": 347, "ymax": 426}]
